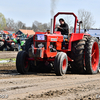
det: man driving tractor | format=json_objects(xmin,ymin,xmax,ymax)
[{"xmin": 57, "ymin": 18, "xmax": 69, "ymax": 46}]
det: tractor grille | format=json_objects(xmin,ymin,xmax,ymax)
[{"xmin": 35, "ymin": 42, "xmax": 47, "ymax": 49}]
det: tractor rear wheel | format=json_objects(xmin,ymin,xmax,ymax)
[
  {"xmin": 54, "ymin": 52, "xmax": 68, "ymax": 76},
  {"xmin": 16, "ymin": 51, "xmax": 30, "ymax": 74},
  {"xmin": 70, "ymin": 37, "xmax": 87, "ymax": 73},
  {"xmin": 85, "ymin": 37, "xmax": 99, "ymax": 74}
]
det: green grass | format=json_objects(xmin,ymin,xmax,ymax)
[
  {"xmin": 0, "ymin": 58, "xmax": 16, "ymax": 61},
  {"xmin": 0, "ymin": 58, "xmax": 16, "ymax": 64}
]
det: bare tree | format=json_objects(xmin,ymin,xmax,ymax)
[
  {"xmin": 16, "ymin": 21, "xmax": 26, "ymax": 29},
  {"xmin": 5, "ymin": 18, "xmax": 15, "ymax": 31},
  {"xmin": 78, "ymin": 9, "xmax": 95, "ymax": 29},
  {"xmin": 32, "ymin": 23, "xmax": 38, "ymax": 32},
  {"xmin": 32, "ymin": 21, "xmax": 50, "ymax": 32},
  {"xmin": 65, "ymin": 16, "xmax": 73, "ymax": 27},
  {"xmin": 15, "ymin": 21, "xmax": 26, "ymax": 32},
  {"xmin": 26, "ymin": 27, "xmax": 32, "ymax": 30}
]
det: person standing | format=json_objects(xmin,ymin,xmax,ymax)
[
  {"xmin": 4, "ymin": 38, "xmax": 7, "ymax": 51},
  {"xmin": 84, "ymin": 29, "xmax": 88, "ymax": 34},
  {"xmin": 17, "ymin": 37, "xmax": 21, "ymax": 51},
  {"xmin": 26, "ymin": 33, "xmax": 29, "ymax": 38},
  {"xmin": 6, "ymin": 36, "xmax": 10, "ymax": 40}
]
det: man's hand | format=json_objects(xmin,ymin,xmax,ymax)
[{"xmin": 57, "ymin": 26, "xmax": 62, "ymax": 29}]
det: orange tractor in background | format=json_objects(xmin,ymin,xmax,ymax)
[{"xmin": 16, "ymin": 12, "xmax": 99, "ymax": 76}]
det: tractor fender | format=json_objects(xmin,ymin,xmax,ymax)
[
  {"xmin": 69, "ymin": 33, "xmax": 84, "ymax": 42},
  {"xmin": 68, "ymin": 33, "xmax": 86, "ymax": 50}
]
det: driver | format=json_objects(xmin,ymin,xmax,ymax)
[{"xmin": 57, "ymin": 18, "xmax": 69, "ymax": 46}]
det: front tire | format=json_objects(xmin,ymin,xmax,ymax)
[{"xmin": 54, "ymin": 52, "xmax": 68, "ymax": 76}]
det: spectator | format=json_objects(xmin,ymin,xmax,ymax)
[
  {"xmin": 47, "ymin": 30, "xmax": 50, "ymax": 34},
  {"xmin": 17, "ymin": 37, "xmax": 21, "ymax": 51},
  {"xmin": 4, "ymin": 39, "xmax": 7, "ymax": 51},
  {"xmin": 84, "ymin": 29, "xmax": 88, "ymax": 34},
  {"xmin": 6, "ymin": 36, "xmax": 10, "ymax": 40},
  {"xmin": 26, "ymin": 33, "xmax": 29, "ymax": 38}
]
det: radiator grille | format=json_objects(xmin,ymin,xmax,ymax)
[{"xmin": 35, "ymin": 42, "xmax": 47, "ymax": 49}]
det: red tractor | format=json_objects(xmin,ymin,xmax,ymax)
[{"xmin": 16, "ymin": 12, "xmax": 99, "ymax": 76}]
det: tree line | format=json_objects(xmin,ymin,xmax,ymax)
[{"xmin": 0, "ymin": 9, "xmax": 96, "ymax": 32}]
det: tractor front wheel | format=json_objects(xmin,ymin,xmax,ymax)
[
  {"xmin": 16, "ymin": 51, "xmax": 30, "ymax": 74},
  {"xmin": 54, "ymin": 52, "xmax": 68, "ymax": 76}
]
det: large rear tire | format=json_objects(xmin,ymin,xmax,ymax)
[
  {"xmin": 85, "ymin": 37, "xmax": 99, "ymax": 74},
  {"xmin": 16, "ymin": 51, "xmax": 30, "ymax": 74},
  {"xmin": 54, "ymin": 52, "xmax": 68, "ymax": 76},
  {"xmin": 70, "ymin": 37, "xmax": 87, "ymax": 73}
]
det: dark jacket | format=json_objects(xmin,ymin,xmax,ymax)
[
  {"xmin": 17, "ymin": 39, "xmax": 21, "ymax": 45},
  {"xmin": 6, "ymin": 37, "xmax": 9, "ymax": 40},
  {"xmin": 57, "ymin": 22, "xmax": 69, "ymax": 35},
  {"xmin": 4, "ymin": 40, "xmax": 7, "ymax": 47}
]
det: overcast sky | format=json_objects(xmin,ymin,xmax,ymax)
[{"xmin": 0, "ymin": 0, "xmax": 100, "ymax": 28}]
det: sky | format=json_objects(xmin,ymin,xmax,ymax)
[{"xmin": 0, "ymin": 0, "xmax": 100, "ymax": 28}]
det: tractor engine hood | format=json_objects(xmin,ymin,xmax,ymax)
[{"xmin": 34, "ymin": 32, "xmax": 63, "ymax": 42}]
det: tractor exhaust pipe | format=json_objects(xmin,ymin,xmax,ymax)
[{"xmin": 50, "ymin": 18, "xmax": 53, "ymax": 34}]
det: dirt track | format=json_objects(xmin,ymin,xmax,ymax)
[
  {"xmin": 0, "ymin": 51, "xmax": 18, "ymax": 59},
  {"xmin": 0, "ymin": 52, "xmax": 100, "ymax": 100}
]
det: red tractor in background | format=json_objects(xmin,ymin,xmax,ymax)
[{"xmin": 16, "ymin": 12, "xmax": 99, "ymax": 76}]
